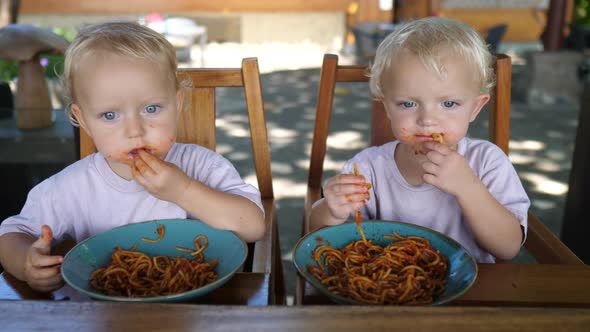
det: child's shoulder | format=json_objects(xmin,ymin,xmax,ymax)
[
  {"xmin": 353, "ymin": 141, "xmax": 397, "ymax": 162},
  {"xmin": 168, "ymin": 143, "xmax": 224, "ymax": 162},
  {"xmin": 461, "ymin": 137, "xmax": 506, "ymax": 157},
  {"xmin": 461, "ymin": 137, "xmax": 511, "ymax": 168}
]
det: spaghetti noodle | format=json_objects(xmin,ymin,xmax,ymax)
[
  {"xmin": 90, "ymin": 233, "xmax": 218, "ymax": 297},
  {"xmin": 308, "ymin": 232, "xmax": 448, "ymax": 305},
  {"xmin": 352, "ymin": 162, "xmax": 371, "ymax": 243}
]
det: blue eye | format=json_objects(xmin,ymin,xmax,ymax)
[
  {"xmin": 145, "ymin": 105, "xmax": 161, "ymax": 113},
  {"xmin": 443, "ymin": 101, "xmax": 458, "ymax": 108},
  {"xmin": 101, "ymin": 112, "xmax": 117, "ymax": 120},
  {"xmin": 399, "ymin": 101, "xmax": 416, "ymax": 108}
]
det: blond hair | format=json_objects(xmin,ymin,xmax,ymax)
[
  {"xmin": 370, "ymin": 17, "xmax": 494, "ymax": 99},
  {"xmin": 62, "ymin": 21, "xmax": 178, "ymax": 126}
]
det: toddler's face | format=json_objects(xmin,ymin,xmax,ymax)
[
  {"xmin": 71, "ymin": 52, "xmax": 181, "ymax": 178},
  {"xmin": 382, "ymin": 49, "xmax": 489, "ymax": 152}
]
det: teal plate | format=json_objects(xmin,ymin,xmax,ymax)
[
  {"xmin": 61, "ymin": 219, "xmax": 247, "ymax": 302},
  {"xmin": 293, "ymin": 220, "xmax": 477, "ymax": 305}
]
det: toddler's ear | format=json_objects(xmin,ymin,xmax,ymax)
[
  {"xmin": 469, "ymin": 93, "xmax": 490, "ymax": 122},
  {"xmin": 71, "ymin": 104, "xmax": 91, "ymax": 136}
]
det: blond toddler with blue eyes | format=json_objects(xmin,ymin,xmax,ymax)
[
  {"xmin": 0, "ymin": 22, "xmax": 265, "ymax": 292},
  {"xmin": 310, "ymin": 17, "xmax": 530, "ymax": 263}
]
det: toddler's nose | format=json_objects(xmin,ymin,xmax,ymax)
[
  {"xmin": 124, "ymin": 115, "xmax": 145, "ymax": 138},
  {"xmin": 417, "ymin": 106, "xmax": 438, "ymax": 127}
]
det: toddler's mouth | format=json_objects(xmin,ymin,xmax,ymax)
[{"xmin": 128, "ymin": 147, "xmax": 153, "ymax": 159}]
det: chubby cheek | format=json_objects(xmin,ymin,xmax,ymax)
[
  {"xmin": 393, "ymin": 126, "xmax": 417, "ymax": 145},
  {"xmin": 149, "ymin": 135, "xmax": 176, "ymax": 158}
]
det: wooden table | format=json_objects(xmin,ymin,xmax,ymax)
[
  {"xmin": 1, "ymin": 301, "xmax": 589, "ymax": 331},
  {"xmin": 301, "ymin": 263, "xmax": 590, "ymax": 307}
]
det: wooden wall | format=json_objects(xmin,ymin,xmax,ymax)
[{"xmin": 440, "ymin": 8, "xmax": 547, "ymax": 42}]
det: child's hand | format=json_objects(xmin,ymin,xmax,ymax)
[
  {"xmin": 24, "ymin": 225, "xmax": 64, "ymax": 292},
  {"xmin": 422, "ymin": 141, "xmax": 479, "ymax": 196},
  {"xmin": 323, "ymin": 174, "xmax": 369, "ymax": 222},
  {"xmin": 131, "ymin": 150, "xmax": 192, "ymax": 203}
]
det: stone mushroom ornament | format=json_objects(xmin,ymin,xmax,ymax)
[{"xmin": 0, "ymin": 24, "xmax": 68, "ymax": 129}]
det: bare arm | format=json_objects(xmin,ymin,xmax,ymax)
[
  {"xmin": 455, "ymin": 181, "xmax": 523, "ymax": 260},
  {"xmin": 132, "ymin": 150, "xmax": 265, "ymax": 242},
  {"xmin": 0, "ymin": 232, "xmax": 35, "ymax": 279},
  {"xmin": 422, "ymin": 141, "xmax": 523, "ymax": 260},
  {"xmin": 175, "ymin": 180, "xmax": 265, "ymax": 242}
]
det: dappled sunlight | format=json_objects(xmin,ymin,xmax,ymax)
[
  {"xmin": 520, "ymin": 172, "xmax": 568, "ymax": 196},
  {"xmin": 267, "ymin": 128, "xmax": 298, "ymax": 148},
  {"xmin": 272, "ymin": 177, "xmax": 307, "ymax": 199},
  {"xmin": 227, "ymin": 151, "xmax": 251, "ymax": 161},
  {"xmin": 509, "ymin": 140, "xmax": 545, "ymax": 151},
  {"xmin": 531, "ymin": 198, "xmax": 557, "ymax": 210},
  {"xmin": 545, "ymin": 149, "xmax": 568, "ymax": 161},
  {"xmin": 216, "ymin": 143, "xmax": 233, "ymax": 155},
  {"xmin": 216, "ymin": 118, "xmax": 250, "ymax": 137},
  {"xmin": 327, "ymin": 131, "xmax": 365, "ymax": 149},
  {"xmin": 242, "ymin": 173, "xmax": 260, "ymax": 190},
  {"xmin": 272, "ymin": 161, "xmax": 294, "ymax": 175},
  {"xmin": 322, "ymin": 156, "xmax": 347, "ymax": 173},
  {"xmin": 509, "ymin": 152, "xmax": 536, "ymax": 165},
  {"xmin": 534, "ymin": 159, "xmax": 561, "ymax": 172}
]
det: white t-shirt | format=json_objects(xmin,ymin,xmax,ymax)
[
  {"xmin": 318, "ymin": 137, "xmax": 530, "ymax": 263},
  {"xmin": 0, "ymin": 143, "xmax": 263, "ymax": 243}
]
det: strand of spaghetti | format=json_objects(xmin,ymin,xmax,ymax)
[
  {"xmin": 141, "ymin": 224, "xmax": 165, "ymax": 243},
  {"xmin": 353, "ymin": 163, "xmax": 368, "ymax": 243}
]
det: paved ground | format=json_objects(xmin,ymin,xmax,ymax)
[{"xmin": 200, "ymin": 43, "xmax": 582, "ymax": 304}]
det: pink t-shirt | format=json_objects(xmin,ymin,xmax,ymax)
[
  {"xmin": 318, "ymin": 137, "xmax": 530, "ymax": 263},
  {"xmin": 0, "ymin": 143, "xmax": 263, "ymax": 243}
]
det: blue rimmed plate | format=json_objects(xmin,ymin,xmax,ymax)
[
  {"xmin": 61, "ymin": 219, "xmax": 247, "ymax": 302},
  {"xmin": 293, "ymin": 220, "xmax": 477, "ymax": 305}
]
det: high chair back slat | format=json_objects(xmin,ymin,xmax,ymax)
[
  {"xmin": 297, "ymin": 53, "xmax": 582, "ymax": 305},
  {"xmin": 179, "ymin": 87, "xmax": 216, "ymax": 150},
  {"xmin": 489, "ymin": 54, "xmax": 512, "ymax": 155},
  {"xmin": 79, "ymin": 58, "xmax": 284, "ymax": 305}
]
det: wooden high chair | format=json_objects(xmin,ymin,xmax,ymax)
[
  {"xmin": 80, "ymin": 58, "xmax": 285, "ymax": 305},
  {"xmin": 296, "ymin": 53, "xmax": 585, "ymax": 306}
]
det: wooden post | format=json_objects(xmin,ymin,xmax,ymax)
[
  {"xmin": 542, "ymin": 0, "xmax": 567, "ymax": 51},
  {"xmin": 561, "ymin": 80, "xmax": 590, "ymax": 263}
]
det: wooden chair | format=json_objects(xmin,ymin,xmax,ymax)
[
  {"xmin": 80, "ymin": 58, "xmax": 285, "ymax": 305},
  {"xmin": 296, "ymin": 53, "xmax": 583, "ymax": 305}
]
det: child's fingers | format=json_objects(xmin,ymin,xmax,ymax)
[
  {"xmin": 30, "ymin": 253, "xmax": 63, "ymax": 269},
  {"xmin": 28, "ymin": 263, "xmax": 62, "ymax": 280},
  {"xmin": 343, "ymin": 191, "xmax": 370, "ymax": 202},
  {"xmin": 131, "ymin": 164, "xmax": 147, "ymax": 185},
  {"xmin": 29, "ymin": 271, "xmax": 64, "ymax": 292},
  {"xmin": 32, "ymin": 225, "xmax": 53, "ymax": 255},
  {"xmin": 422, "ymin": 161, "xmax": 440, "ymax": 176},
  {"xmin": 137, "ymin": 150, "xmax": 164, "ymax": 173},
  {"xmin": 424, "ymin": 141, "xmax": 450, "ymax": 154},
  {"xmin": 328, "ymin": 183, "xmax": 368, "ymax": 197},
  {"xmin": 40, "ymin": 225, "xmax": 53, "ymax": 242},
  {"xmin": 425, "ymin": 150, "xmax": 445, "ymax": 165},
  {"xmin": 329, "ymin": 174, "xmax": 366, "ymax": 185},
  {"xmin": 133, "ymin": 155, "xmax": 156, "ymax": 177}
]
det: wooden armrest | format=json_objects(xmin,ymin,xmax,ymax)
[
  {"xmin": 524, "ymin": 212, "xmax": 583, "ymax": 265},
  {"xmin": 251, "ymin": 198, "xmax": 284, "ymax": 304},
  {"xmin": 251, "ymin": 198, "xmax": 275, "ymax": 274}
]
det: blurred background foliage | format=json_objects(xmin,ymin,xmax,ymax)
[{"xmin": 0, "ymin": 26, "xmax": 76, "ymax": 81}]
